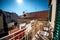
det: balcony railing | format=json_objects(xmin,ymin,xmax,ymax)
[{"xmin": 1, "ymin": 28, "xmax": 26, "ymax": 40}]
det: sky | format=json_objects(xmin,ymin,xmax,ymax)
[{"xmin": 0, "ymin": 0, "xmax": 48, "ymax": 15}]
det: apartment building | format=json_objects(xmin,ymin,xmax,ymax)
[
  {"xmin": 0, "ymin": 10, "xmax": 18, "ymax": 38},
  {"xmin": 18, "ymin": 10, "xmax": 49, "ymax": 24}
]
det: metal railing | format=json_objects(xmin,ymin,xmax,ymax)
[
  {"xmin": 1, "ymin": 28, "xmax": 26, "ymax": 40},
  {"xmin": 0, "ymin": 21, "xmax": 52, "ymax": 40}
]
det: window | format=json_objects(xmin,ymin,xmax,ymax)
[
  {"xmin": 49, "ymin": 5, "xmax": 52, "ymax": 22},
  {"xmin": 7, "ymin": 13, "xmax": 11, "ymax": 18}
]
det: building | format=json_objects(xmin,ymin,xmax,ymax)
[
  {"xmin": 20, "ymin": 10, "xmax": 49, "ymax": 19},
  {"xmin": 18, "ymin": 10, "xmax": 49, "ymax": 24},
  {"xmin": 48, "ymin": 0, "xmax": 60, "ymax": 40},
  {"xmin": 0, "ymin": 10, "xmax": 18, "ymax": 38}
]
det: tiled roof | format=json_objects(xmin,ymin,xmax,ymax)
[{"xmin": 18, "ymin": 10, "xmax": 49, "ymax": 19}]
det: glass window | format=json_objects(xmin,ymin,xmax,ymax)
[{"xmin": 49, "ymin": 5, "xmax": 52, "ymax": 22}]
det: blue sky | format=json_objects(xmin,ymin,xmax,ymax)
[{"xmin": 0, "ymin": 0, "xmax": 48, "ymax": 15}]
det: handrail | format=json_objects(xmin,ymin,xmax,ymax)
[
  {"xmin": 10, "ymin": 31, "xmax": 25, "ymax": 40},
  {"xmin": 1, "ymin": 28, "xmax": 26, "ymax": 40}
]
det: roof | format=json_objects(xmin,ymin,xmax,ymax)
[{"xmin": 18, "ymin": 10, "xmax": 49, "ymax": 19}]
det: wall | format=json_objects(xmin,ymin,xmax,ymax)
[{"xmin": 49, "ymin": 0, "xmax": 56, "ymax": 29}]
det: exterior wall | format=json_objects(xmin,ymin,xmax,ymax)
[
  {"xmin": 18, "ymin": 18, "xmax": 48, "ymax": 25},
  {"xmin": 18, "ymin": 18, "xmax": 32, "ymax": 24},
  {"xmin": 0, "ymin": 10, "xmax": 18, "ymax": 38},
  {"xmin": 49, "ymin": 0, "xmax": 56, "ymax": 29},
  {"xmin": 3, "ymin": 12, "xmax": 18, "ymax": 24},
  {"xmin": 0, "ymin": 14, "xmax": 3, "ymax": 29},
  {"xmin": 0, "ymin": 14, "xmax": 4, "ymax": 35}
]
